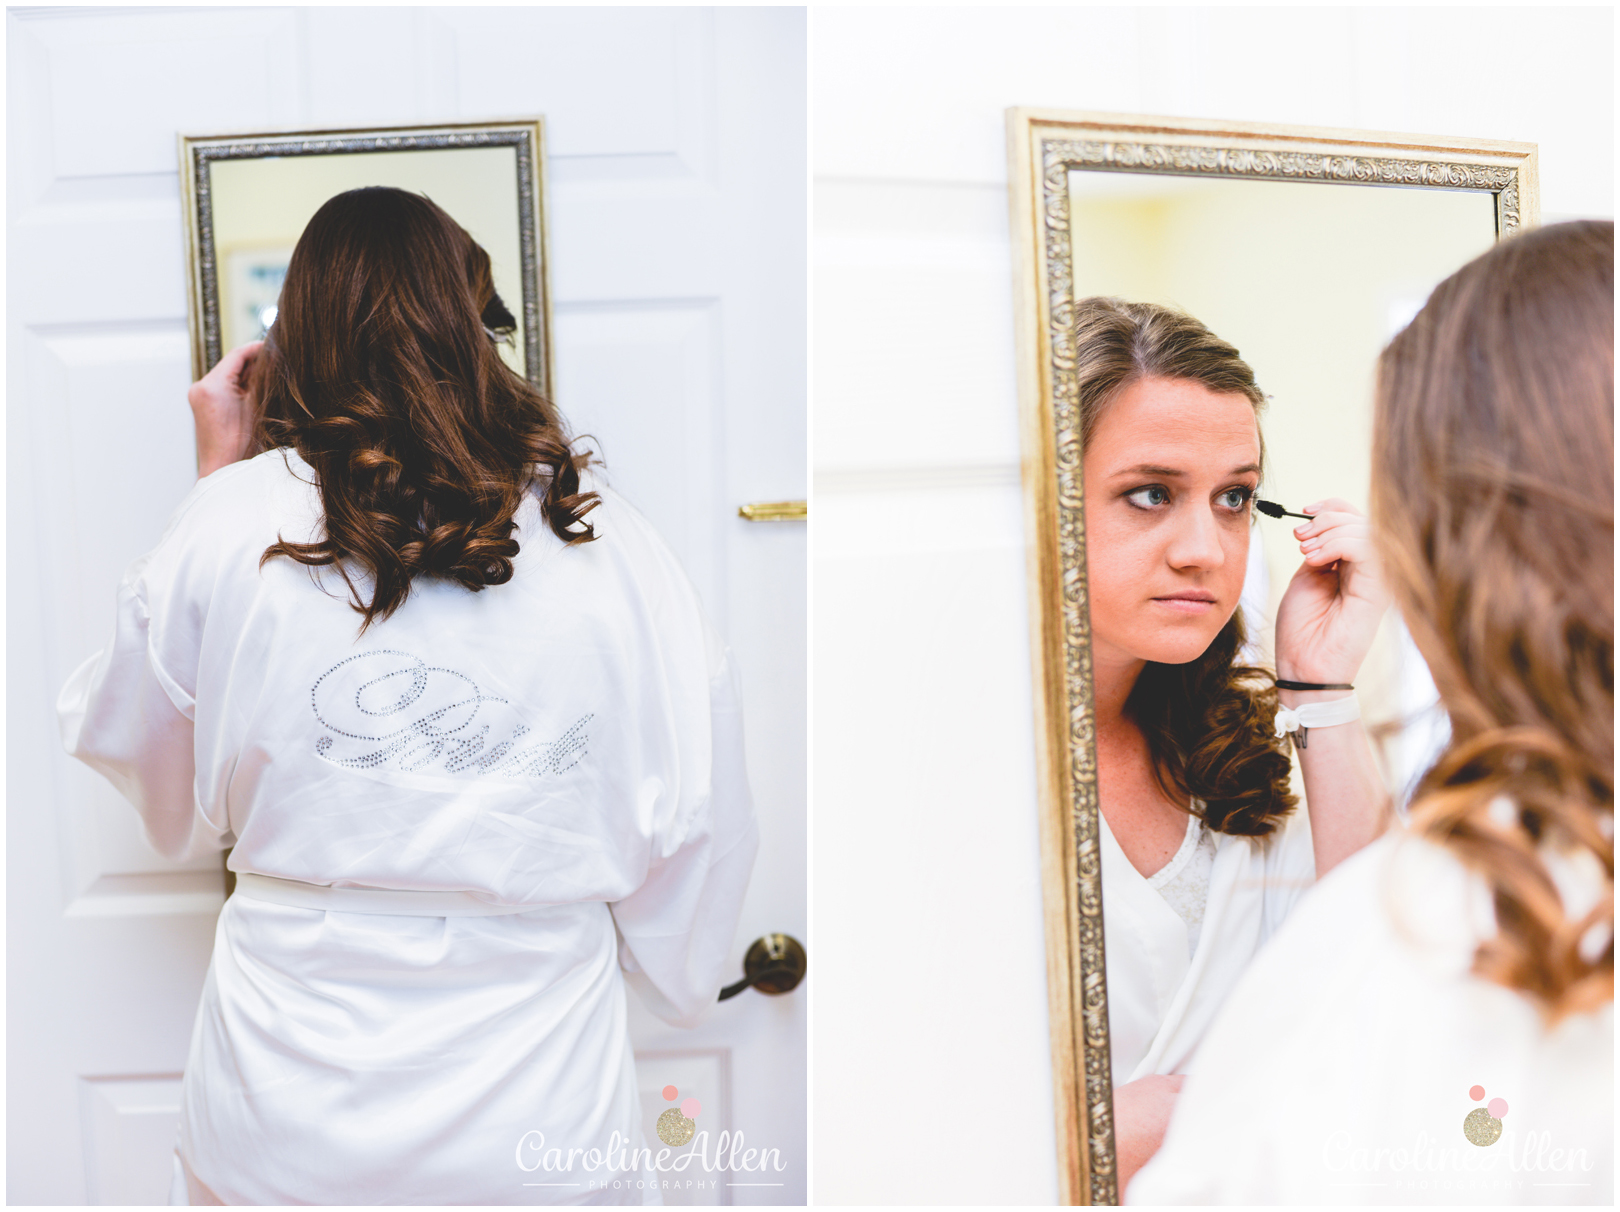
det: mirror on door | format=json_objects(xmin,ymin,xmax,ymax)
[
  {"xmin": 1009, "ymin": 109, "xmax": 1537, "ymax": 1204},
  {"xmin": 181, "ymin": 121, "xmax": 551, "ymax": 392}
]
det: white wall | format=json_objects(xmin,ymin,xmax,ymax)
[{"xmin": 811, "ymin": 6, "xmax": 1612, "ymax": 1204}]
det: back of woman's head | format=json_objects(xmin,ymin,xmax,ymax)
[
  {"xmin": 251, "ymin": 186, "xmax": 597, "ymax": 628},
  {"xmin": 1075, "ymin": 297, "xmax": 1296, "ymax": 835},
  {"xmin": 1372, "ymin": 219, "xmax": 1614, "ymax": 1018}
]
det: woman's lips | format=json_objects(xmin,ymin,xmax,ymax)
[{"xmin": 1151, "ymin": 593, "xmax": 1217, "ymax": 614}]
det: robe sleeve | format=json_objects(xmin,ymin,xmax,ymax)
[
  {"xmin": 610, "ymin": 640, "xmax": 760, "ymax": 1029},
  {"xmin": 1261, "ymin": 799, "xmax": 1317, "ymax": 943},
  {"xmin": 55, "ymin": 555, "xmax": 230, "ymax": 863}
]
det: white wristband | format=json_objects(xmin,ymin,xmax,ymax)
[{"xmin": 1273, "ymin": 694, "xmax": 1360, "ymax": 750}]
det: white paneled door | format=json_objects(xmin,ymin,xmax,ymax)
[{"xmin": 7, "ymin": 7, "xmax": 806, "ymax": 1205}]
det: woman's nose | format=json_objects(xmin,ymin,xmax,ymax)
[{"xmin": 1166, "ymin": 505, "xmax": 1227, "ymax": 571}]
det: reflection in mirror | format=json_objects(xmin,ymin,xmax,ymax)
[
  {"xmin": 212, "ymin": 148, "xmax": 526, "ymax": 375},
  {"xmin": 1008, "ymin": 109, "xmax": 1537, "ymax": 1205},
  {"xmin": 1075, "ymin": 175, "xmax": 1501, "ymax": 1195},
  {"xmin": 1067, "ymin": 172, "xmax": 1495, "ymax": 797},
  {"xmin": 182, "ymin": 123, "xmax": 548, "ymax": 392}
]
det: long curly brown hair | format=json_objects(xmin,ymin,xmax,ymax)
[
  {"xmin": 1077, "ymin": 297, "xmax": 1297, "ymax": 835},
  {"xmin": 248, "ymin": 186, "xmax": 598, "ymax": 629},
  {"xmin": 1372, "ymin": 220, "xmax": 1613, "ymax": 1020}
]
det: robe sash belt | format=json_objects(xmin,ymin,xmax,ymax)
[{"xmin": 233, "ymin": 872, "xmax": 539, "ymax": 917}]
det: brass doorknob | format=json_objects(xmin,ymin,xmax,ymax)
[{"xmin": 718, "ymin": 933, "xmax": 807, "ymax": 1001}]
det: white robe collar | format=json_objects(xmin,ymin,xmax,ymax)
[{"xmin": 1099, "ymin": 804, "xmax": 1315, "ymax": 1082}]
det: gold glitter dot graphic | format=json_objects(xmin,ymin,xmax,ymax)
[
  {"xmin": 1463, "ymin": 1107, "xmax": 1503, "ymax": 1146},
  {"xmin": 656, "ymin": 1107, "xmax": 695, "ymax": 1147}
]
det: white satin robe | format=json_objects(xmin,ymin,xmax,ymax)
[
  {"xmin": 57, "ymin": 449, "xmax": 759, "ymax": 1205},
  {"xmin": 1101, "ymin": 802, "xmax": 1315, "ymax": 1083},
  {"xmin": 1130, "ymin": 831, "xmax": 1613, "ymax": 1204}
]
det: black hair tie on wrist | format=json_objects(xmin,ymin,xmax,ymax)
[{"xmin": 1275, "ymin": 680, "xmax": 1354, "ymax": 691}]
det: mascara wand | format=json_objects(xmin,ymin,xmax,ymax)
[{"xmin": 1255, "ymin": 500, "xmax": 1313, "ymax": 521}]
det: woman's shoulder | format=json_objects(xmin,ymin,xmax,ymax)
[
  {"xmin": 573, "ymin": 471, "xmax": 660, "ymax": 541},
  {"xmin": 1256, "ymin": 829, "xmax": 1483, "ymax": 982},
  {"xmin": 1191, "ymin": 824, "xmax": 1610, "ymax": 1075},
  {"xmin": 1212, "ymin": 793, "xmax": 1316, "ymax": 886},
  {"xmin": 162, "ymin": 448, "xmax": 318, "ymax": 538},
  {"xmin": 1130, "ymin": 831, "xmax": 1614, "ymax": 1202},
  {"xmin": 1174, "ymin": 832, "xmax": 1506, "ymax": 1077},
  {"xmin": 561, "ymin": 472, "xmax": 694, "ymax": 586},
  {"xmin": 529, "ymin": 470, "xmax": 722, "ymax": 652},
  {"xmin": 137, "ymin": 449, "xmax": 319, "ymax": 581}
]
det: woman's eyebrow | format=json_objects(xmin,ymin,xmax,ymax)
[
  {"xmin": 1109, "ymin": 462, "xmax": 1261, "ymax": 478},
  {"xmin": 1111, "ymin": 463, "xmax": 1186, "ymax": 478}
]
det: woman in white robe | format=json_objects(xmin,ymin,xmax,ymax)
[
  {"xmin": 1072, "ymin": 300, "xmax": 1392, "ymax": 1183},
  {"xmin": 1098, "ymin": 798, "xmax": 1314, "ymax": 1084},
  {"xmin": 1131, "ymin": 220, "xmax": 1613, "ymax": 1204},
  {"xmin": 57, "ymin": 186, "xmax": 758, "ymax": 1205}
]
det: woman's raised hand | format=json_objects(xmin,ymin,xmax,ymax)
[
  {"xmin": 1273, "ymin": 497, "xmax": 1390, "ymax": 685},
  {"xmin": 188, "ymin": 340, "xmax": 263, "ymax": 479}
]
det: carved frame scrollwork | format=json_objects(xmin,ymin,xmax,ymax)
[
  {"xmin": 179, "ymin": 120, "xmax": 553, "ymax": 397},
  {"xmin": 1005, "ymin": 109, "xmax": 1538, "ymax": 1206}
]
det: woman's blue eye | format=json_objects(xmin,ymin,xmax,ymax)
[
  {"xmin": 1218, "ymin": 486, "xmax": 1253, "ymax": 510},
  {"xmin": 1125, "ymin": 485, "xmax": 1171, "ymax": 509}
]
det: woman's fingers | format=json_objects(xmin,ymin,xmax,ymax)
[
  {"xmin": 220, "ymin": 339, "xmax": 263, "ymax": 368},
  {"xmin": 190, "ymin": 342, "xmax": 263, "ymax": 412},
  {"xmin": 1302, "ymin": 496, "xmax": 1357, "ymax": 517},
  {"xmin": 1300, "ymin": 522, "xmax": 1370, "ymax": 558},
  {"xmin": 203, "ymin": 340, "xmax": 263, "ymax": 387},
  {"xmin": 217, "ymin": 340, "xmax": 264, "ymax": 390},
  {"xmin": 1295, "ymin": 497, "xmax": 1363, "ymax": 536},
  {"xmin": 1301, "ymin": 536, "xmax": 1373, "ymax": 567},
  {"xmin": 1293, "ymin": 508, "xmax": 1364, "ymax": 539},
  {"xmin": 1296, "ymin": 527, "xmax": 1390, "ymax": 610}
]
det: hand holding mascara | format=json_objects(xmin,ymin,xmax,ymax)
[{"xmin": 1271, "ymin": 496, "xmax": 1390, "ymax": 690}]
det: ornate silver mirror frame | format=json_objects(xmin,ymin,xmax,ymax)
[
  {"xmin": 179, "ymin": 119, "xmax": 553, "ymax": 395},
  {"xmin": 1005, "ymin": 108, "xmax": 1538, "ymax": 1206}
]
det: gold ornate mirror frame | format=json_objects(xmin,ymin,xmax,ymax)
[
  {"xmin": 1005, "ymin": 108, "xmax": 1538, "ymax": 1206},
  {"xmin": 179, "ymin": 119, "xmax": 553, "ymax": 394}
]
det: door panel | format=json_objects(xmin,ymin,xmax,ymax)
[
  {"xmin": 79, "ymin": 1076, "xmax": 185, "ymax": 1206},
  {"xmin": 555, "ymin": 300, "xmax": 723, "ymax": 606}
]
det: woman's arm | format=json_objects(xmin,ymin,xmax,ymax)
[
  {"xmin": 1273, "ymin": 498, "xmax": 1393, "ymax": 877},
  {"xmin": 189, "ymin": 340, "xmax": 262, "ymax": 478},
  {"xmin": 57, "ymin": 573, "xmax": 230, "ymax": 861},
  {"xmin": 1114, "ymin": 1074, "xmax": 1185, "ymax": 1197},
  {"xmin": 610, "ymin": 640, "xmax": 761, "ymax": 1027}
]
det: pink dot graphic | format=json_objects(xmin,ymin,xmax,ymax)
[
  {"xmin": 681, "ymin": 1097, "xmax": 702, "ymax": 1120},
  {"xmin": 1468, "ymin": 1085, "xmax": 1485, "ymax": 1101},
  {"xmin": 662, "ymin": 1085, "xmax": 678, "ymax": 1102},
  {"xmin": 1488, "ymin": 1098, "xmax": 1508, "ymax": 1119}
]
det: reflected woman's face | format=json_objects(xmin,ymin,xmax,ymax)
[{"xmin": 1083, "ymin": 376, "xmax": 1261, "ymax": 674}]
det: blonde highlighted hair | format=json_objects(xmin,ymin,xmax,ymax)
[{"xmin": 1372, "ymin": 220, "xmax": 1614, "ymax": 1019}]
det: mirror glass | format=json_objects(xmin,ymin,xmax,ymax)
[
  {"xmin": 1068, "ymin": 169, "xmax": 1500, "ymax": 1089},
  {"xmin": 210, "ymin": 146, "xmax": 529, "ymax": 377}
]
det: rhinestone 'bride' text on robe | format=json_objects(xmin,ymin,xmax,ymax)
[{"xmin": 310, "ymin": 649, "xmax": 593, "ymax": 777}]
